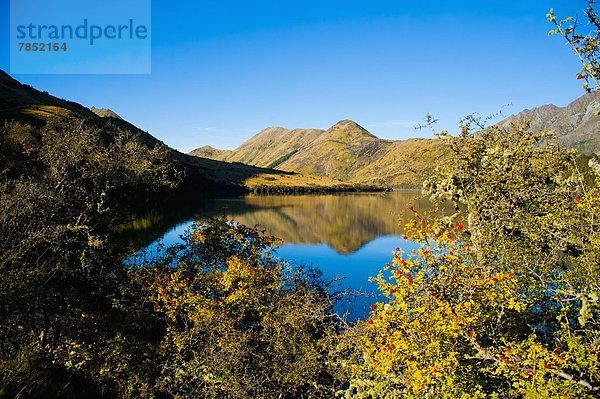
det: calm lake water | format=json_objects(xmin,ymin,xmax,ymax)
[{"xmin": 115, "ymin": 191, "xmax": 433, "ymax": 320}]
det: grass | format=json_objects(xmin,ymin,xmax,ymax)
[{"xmin": 190, "ymin": 121, "xmax": 449, "ymax": 189}]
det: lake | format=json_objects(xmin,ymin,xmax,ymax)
[{"xmin": 115, "ymin": 191, "xmax": 432, "ymax": 320}]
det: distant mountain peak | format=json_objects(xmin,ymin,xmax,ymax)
[
  {"xmin": 189, "ymin": 145, "xmax": 233, "ymax": 159},
  {"xmin": 330, "ymin": 119, "xmax": 365, "ymax": 130},
  {"xmin": 326, "ymin": 119, "xmax": 378, "ymax": 140},
  {"xmin": 498, "ymin": 91, "xmax": 600, "ymax": 154},
  {"xmin": 198, "ymin": 145, "xmax": 220, "ymax": 151},
  {"xmin": 90, "ymin": 107, "xmax": 122, "ymax": 120},
  {"xmin": 262, "ymin": 126, "xmax": 290, "ymax": 131},
  {"xmin": 250, "ymin": 126, "xmax": 286, "ymax": 136},
  {"xmin": 522, "ymin": 103, "xmax": 559, "ymax": 112}
]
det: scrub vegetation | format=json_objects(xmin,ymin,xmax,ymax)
[{"xmin": 1, "ymin": 3, "xmax": 599, "ymax": 398}]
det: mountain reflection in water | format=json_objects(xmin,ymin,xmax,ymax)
[{"xmin": 115, "ymin": 191, "xmax": 435, "ymax": 320}]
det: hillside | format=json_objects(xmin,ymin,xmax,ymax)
[
  {"xmin": 190, "ymin": 92, "xmax": 600, "ymax": 188},
  {"xmin": 190, "ymin": 126, "xmax": 326, "ymax": 168},
  {"xmin": 0, "ymin": 71, "xmax": 93, "ymax": 115},
  {"xmin": 191, "ymin": 119, "xmax": 447, "ymax": 188},
  {"xmin": 0, "ymin": 70, "xmax": 377, "ymax": 194},
  {"xmin": 91, "ymin": 107, "xmax": 123, "ymax": 119},
  {"xmin": 498, "ymin": 91, "xmax": 600, "ymax": 154}
]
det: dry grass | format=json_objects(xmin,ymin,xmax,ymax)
[{"xmin": 190, "ymin": 120, "xmax": 448, "ymax": 188}]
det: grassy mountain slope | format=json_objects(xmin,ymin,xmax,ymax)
[
  {"xmin": 190, "ymin": 92, "xmax": 600, "ymax": 188},
  {"xmin": 498, "ymin": 91, "xmax": 600, "ymax": 154},
  {"xmin": 278, "ymin": 120, "xmax": 378, "ymax": 180},
  {"xmin": 191, "ymin": 126, "xmax": 326, "ymax": 168},
  {"xmin": 278, "ymin": 120, "xmax": 446, "ymax": 187},
  {"xmin": 191, "ymin": 145, "xmax": 233, "ymax": 160},
  {"xmin": 0, "ymin": 70, "xmax": 376, "ymax": 194},
  {"xmin": 191, "ymin": 119, "xmax": 446, "ymax": 188}
]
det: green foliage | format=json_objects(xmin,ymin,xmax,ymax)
[
  {"xmin": 267, "ymin": 149, "xmax": 298, "ymax": 169},
  {"xmin": 0, "ymin": 119, "xmax": 341, "ymax": 398},
  {"xmin": 548, "ymin": 1, "xmax": 600, "ymax": 92},
  {"xmin": 342, "ymin": 122, "xmax": 600, "ymax": 398},
  {"xmin": 0, "ymin": 120, "xmax": 181, "ymax": 397}
]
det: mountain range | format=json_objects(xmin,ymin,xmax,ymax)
[
  {"xmin": 191, "ymin": 92, "xmax": 600, "ymax": 188},
  {"xmin": 498, "ymin": 91, "xmax": 600, "ymax": 154},
  {"xmin": 0, "ymin": 70, "xmax": 375, "ymax": 194},
  {"xmin": 191, "ymin": 120, "xmax": 447, "ymax": 188},
  {"xmin": 3, "ymin": 68, "xmax": 596, "ymax": 193}
]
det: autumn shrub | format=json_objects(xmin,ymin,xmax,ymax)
[
  {"xmin": 341, "ymin": 122, "xmax": 599, "ymax": 398},
  {"xmin": 129, "ymin": 218, "xmax": 341, "ymax": 399},
  {"xmin": 0, "ymin": 120, "xmax": 342, "ymax": 398}
]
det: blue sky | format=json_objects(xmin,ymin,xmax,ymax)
[{"xmin": 0, "ymin": 0, "xmax": 589, "ymax": 152}]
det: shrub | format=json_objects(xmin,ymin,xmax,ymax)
[
  {"xmin": 342, "ymin": 122, "xmax": 600, "ymax": 398},
  {"xmin": 133, "ymin": 218, "xmax": 341, "ymax": 399}
]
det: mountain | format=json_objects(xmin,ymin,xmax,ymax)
[
  {"xmin": 0, "ymin": 70, "xmax": 376, "ymax": 194},
  {"xmin": 191, "ymin": 119, "xmax": 447, "ymax": 188},
  {"xmin": 191, "ymin": 145, "xmax": 233, "ymax": 160},
  {"xmin": 190, "ymin": 126, "xmax": 326, "ymax": 168},
  {"xmin": 190, "ymin": 92, "xmax": 600, "ymax": 188},
  {"xmin": 276, "ymin": 120, "xmax": 444, "ymax": 187},
  {"xmin": 90, "ymin": 107, "xmax": 122, "ymax": 119},
  {"xmin": 498, "ymin": 91, "xmax": 600, "ymax": 154}
]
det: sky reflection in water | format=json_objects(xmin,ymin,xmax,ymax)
[{"xmin": 121, "ymin": 191, "xmax": 430, "ymax": 320}]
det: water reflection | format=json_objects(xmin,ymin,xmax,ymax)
[
  {"xmin": 115, "ymin": 191, "xmax": 432, "ymax": 254},
  {"xmin": 115, "ymin": 191, "xmax": 434, "ymax": 320}
]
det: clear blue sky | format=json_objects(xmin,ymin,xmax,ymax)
[{"xmin": 0, "ymin": 0, "xmax": 589, "ymax": 152}]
